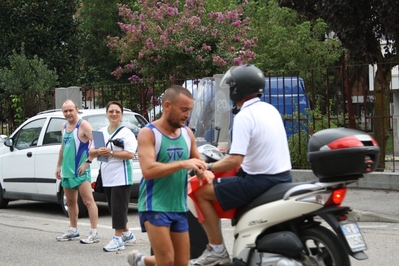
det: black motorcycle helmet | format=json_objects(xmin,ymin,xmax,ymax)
[{"xmin": 221, "ymin": 64, "xmax": 265, "ymax": 104}]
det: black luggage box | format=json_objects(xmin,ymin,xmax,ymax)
[{"xmin": 307, "ymin": 128, "xmax": 380, "ymax": 181}]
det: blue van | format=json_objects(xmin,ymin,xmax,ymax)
[
  {"xmin": 260, "ymin": 76, "xmax": 311, "ymax": 138},
  {"xmin": 186, "ymin": 76, "xmax": 311, "ymax": 144}
]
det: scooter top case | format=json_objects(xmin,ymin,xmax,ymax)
[{"xmin": 308, "ymin": 127, "xmax": 380, "ymax": 181}]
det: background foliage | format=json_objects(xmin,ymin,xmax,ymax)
[
  {"xmin": 0, "ymin": 47, "xmax": 58, "ymax": 93},
  {"xmin": 0, "ymin": 0, "xmax": 83, "ymax": 87},
  {"xmin": 245, "ymin": 0, "xmax": 343, "ymax": 72},
  {"xmin": 108, "ymin": 0, "xmax": 258, "ymax": 82},
  {"xmin": 279, "ymin": 0, "xmax": 399, "ymax": 168},
  {"xmin": 78, "ymin": 0, "xmax": 137, "ymax": 85}
]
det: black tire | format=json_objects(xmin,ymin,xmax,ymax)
[
  {"xmin": 60, "ymin": 187, "xmax": 88, "ymax": 218},
  {"xmin": 187, "ymin": 211, "xmax": 209, "ymax": 259},
  {"xmin": 0, "ymin": 183, "xmax": 9, "ymax": 209},
  {"xmin": 299, "ymin": 226, "xmax": 351, "ymax": 266},
  {"xmin": 60, "ymin": 188, "xmax": 69, "ymax": 217}
]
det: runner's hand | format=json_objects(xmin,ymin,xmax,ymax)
[{"xmin": 197, "ymin": 170, "xmax": 215, "ymax": 186}]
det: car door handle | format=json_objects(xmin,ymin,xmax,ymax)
[{"xmin": 27, "ymin": 152, "xmax": 32, "ymax": 158}]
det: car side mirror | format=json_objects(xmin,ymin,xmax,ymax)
[{"xmin": 4, "ymin": 138, "xmax": 14, "ymax": 151}]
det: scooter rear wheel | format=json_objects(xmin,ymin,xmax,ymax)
[{"xmin": 299, "ymin": 226, "xmax": 351, "ymax": 266}]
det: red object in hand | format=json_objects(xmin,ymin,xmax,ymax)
[{"xmin": 188, "ymin": 167, "xmax": 239, "ymax": 223}]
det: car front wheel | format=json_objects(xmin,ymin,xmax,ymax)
[{"xmin": 0, "ymin": 183, "xmax": 9, "ymax": 208}]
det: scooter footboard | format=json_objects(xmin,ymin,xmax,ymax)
[{"xmin": 310, "ymin": 205, "xmax": 368, "ymax": 260}]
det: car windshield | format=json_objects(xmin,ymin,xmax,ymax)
[{"xmin": 83, "ymin": 113, "xmax": 148, "ymax": 136}]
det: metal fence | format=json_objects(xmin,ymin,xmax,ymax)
[{"xmin": 1, "ymin": 63, "xmax": 398, "ymax": 171}]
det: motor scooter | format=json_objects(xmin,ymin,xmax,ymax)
[{"xmin": 187, "ymin": 127, "xmax": 380, "ymax": 266}]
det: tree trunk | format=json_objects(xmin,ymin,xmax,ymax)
[{"xmin": 373, "ymin": 66, "xmax": 391, "ymax": 170}]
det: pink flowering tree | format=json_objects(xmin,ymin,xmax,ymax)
[{"xmin": 108, "ymin": 0, "xmax": 257, "ymax": 83}]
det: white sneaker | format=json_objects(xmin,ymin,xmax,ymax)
[
  {"xmin": 127, "ymin": 250, "xmax": 144, "ymax": 266},
  {"xmin": 56, "ymin": 228, "xmax": 80, "ymax": 242},
  {"xmin": 80, "ymin": 230, "xmax": 100, "ymax": 244},
  {"xmin": 122, "ymin": 231, "xmax": 136, "ymax": 245},
  {"xmin": 190, "ymin": 245, "xmax": 230, "ymax": 266},
  {"xmin": 103, "ymin": 236, "xmax": 125, "ymax": 252}
]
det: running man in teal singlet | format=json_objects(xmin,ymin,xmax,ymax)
[
  {"xmin": 127, "ymin": 85, "xmax": 214, "ymax": 266},
  {"xmin": 55, "ymin": 100, "xmax": 100, "ymax": 245}
]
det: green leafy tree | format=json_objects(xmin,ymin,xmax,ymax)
[
  {"xmin": 246, "ymin": 0, "xmax": 343, "ymax": 72},
  {"xmin": 0, "ymin": 48, "xmax": 58, "ymax": 93},
  {"xmin": 279, "ymin": 0, "xmax": 399, "ymax": 168},
  {"xmin": 0, "ymin": 47, "xmax": 58, "ymax": 126},
  {"xmin": 79, "ymin": 0, "xmax": 137, "ymax": 85},
  {"xmin": 0, "ymin": 0, "xmax": 82, "ymax": 87},
  {"xmin": 244, "ymin": 0, "xmax": 345, "ymax": 133}
]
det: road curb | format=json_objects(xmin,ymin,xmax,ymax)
[
  {"xmin": 348, "ymin": 210, "xmax": 399, "ymax": 223},
  {"xmin": 291, "ymin": 170, "xmax": 399, "ymax": 191}
]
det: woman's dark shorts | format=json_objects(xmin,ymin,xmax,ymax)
[{"xmin": 214, "ymin": 170, "xmax": 292, "ymax": 211}]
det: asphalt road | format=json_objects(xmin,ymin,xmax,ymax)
[
  {"xmin": 1, "ymin": 188, "xmax": 399, "ymax": 266},
  {"xmin": 345, "ymin": 188, "xmax": 399, "ymax": 222}
]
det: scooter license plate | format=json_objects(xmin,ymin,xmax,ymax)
[{"xmin": 340, "ymin": 222, "xmax": 367, "ymax": 252}]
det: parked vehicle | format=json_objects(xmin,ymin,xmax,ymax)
[
  {"xmin": 0, "ymin": 108, "xmax": 148, "ymax": 217},
  {"xmin": 188, "ymin": 127, "xmax": 380, "ymax": 265},
  {"xmin": 260, "ymin": 76, "xmax": 311, "ymax": 138}
]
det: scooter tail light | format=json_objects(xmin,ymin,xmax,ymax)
[
  {"xmin": 297, "ymin": 192, "xmax": 332, "ymax": 205},
  {"xmin": 325, "ymin": 187, "xmax": 347, "ymax": 206},
  {"xmin": 91, "ymin": 182, "xmax": 97, "ymax": 190}
]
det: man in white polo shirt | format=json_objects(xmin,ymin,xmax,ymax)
[{"xmin": 190, "ymin": 65, "xmax": 292, "ymax": 266}]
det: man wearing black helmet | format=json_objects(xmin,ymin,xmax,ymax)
[{"xmin": 190, "ymin": 65, "xmax": 293, "ymax": 266}]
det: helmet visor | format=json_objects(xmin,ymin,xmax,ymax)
[{"xmin": 220, "ymin": 66, "xmax": 236, "ymax": 89}]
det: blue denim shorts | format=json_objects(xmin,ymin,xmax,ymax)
[
  {"xmin": 139, "ymin": 211, "xmax": 189, "ymax": 233},
  {"xmin": 214, "ymin": 171, "xmax": 292, "ymax": 211}
]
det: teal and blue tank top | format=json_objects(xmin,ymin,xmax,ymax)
[
  {"xmin": 138, "ymin": 123, "xmax": 191, "ymax": 212},
  {"xmin": 61, "ymin": 119, "xmax": 90, "ymax": 178}
]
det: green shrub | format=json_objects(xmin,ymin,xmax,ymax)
[{"xmin": 286, "ymin": 99, "xmax": 342, "ymax": 168}]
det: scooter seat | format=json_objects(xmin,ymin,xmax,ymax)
[{"xmin": 232, "ymin": 181, "xmax": 315, "ymax": 225}]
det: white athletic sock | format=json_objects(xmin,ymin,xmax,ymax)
[
  {"xmin": 137, "ymin": 256, "xmax": 145, "ymax": 266},
  {"xmin": 209, "ymin": 243, "xmax": 225, "ymax": 253},
  {"xmin": 122, "ymin": 231, "xmax": 131, "ymax": 237}
]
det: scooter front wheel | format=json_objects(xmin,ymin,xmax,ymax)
[{"xmin": 299, "ymin": 226, "xmax": 351, "ymax": 266}]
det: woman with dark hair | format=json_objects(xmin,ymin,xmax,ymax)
[{"xmin": 90, "ymin": 101, "xmax": 137, "ymax": 252}]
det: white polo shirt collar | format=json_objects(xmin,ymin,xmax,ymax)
[{"xmin": 240, "ymin": 97, "xmax": 261, "ymax": 111}]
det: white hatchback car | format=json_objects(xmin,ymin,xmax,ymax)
[{"xmin": 0, "ymin": 108, "xmax": 148, "ymax": 216}]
